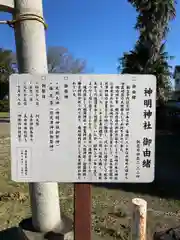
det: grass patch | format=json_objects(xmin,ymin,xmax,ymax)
[{"xmin": 0, "ymin": 112, "xmax": 9, "ymax": 118}]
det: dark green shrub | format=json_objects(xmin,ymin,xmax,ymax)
[{"xmin": 0, "ymin": 100, "xmax": 9, "ymax": 112}]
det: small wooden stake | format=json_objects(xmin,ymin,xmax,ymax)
[
  {"xmin": 74, "ymin": 183, "xmax": 91, "ymax": 240},
  {"xmin": 132, "ymin": 198, "xmax": 147, "ymax": 240}
]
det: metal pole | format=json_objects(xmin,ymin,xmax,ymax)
[{"xmin": 13, "ymin": 0, "xmax": 62, "ymax": 233}]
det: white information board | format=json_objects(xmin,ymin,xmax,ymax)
[{"xmin": 10, "ymin": 74, "xmax": 156, "ymax": 183}]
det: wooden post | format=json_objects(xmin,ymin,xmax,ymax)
[
  {"xmin": 132, "ymin": 198, "xmax": 147, "ymax": 240},
  {"xmin": 74, "ymin": 183, "xmax": 91, "ymax": 240}
]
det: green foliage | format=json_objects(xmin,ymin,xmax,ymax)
[
  {"xmin": 128, "ymin": 0, "xmax": 176, "ymax": 38},
  {"xmin": 0, "ymin": 81, "xmax": 9, "ymax": 101},
  {"xmin": 0, "ymin": 100, "xmax": 9, "ymax": 112},
  {"xmin": 118, "ymin": 0, "xmax": 176, "ymax": 104},
  {"xmin": 119, "ymin": 42, "xmax": 173, "ymax": 101},
  {"xmin": 0, "ymin": 48, "xmax": 16, "ymax": 100}
]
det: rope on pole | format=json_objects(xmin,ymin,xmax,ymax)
[{"xmin": 0, "ymin": 13, "xmax": 48, "ymax": 29}]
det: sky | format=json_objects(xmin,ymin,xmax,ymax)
[{"xmin": 0, "ymin": 0, "xmax": 180, "ymax": 81}]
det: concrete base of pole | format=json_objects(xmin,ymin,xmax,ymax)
[
  {"xmin": 17, "ymin": 215, "xmax": 73, "ymax": 240},
  {"xmin": 19, "ymin": 215, "xmax": 74, "ymax": 240},
  {"xmin": 0, "ymin": 224, "xmax": 108, "ymax": 240}
]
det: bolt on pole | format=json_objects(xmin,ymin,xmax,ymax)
[{"xmin": 0, "ymin": 0, "xmax": 62, "ymax": 233}]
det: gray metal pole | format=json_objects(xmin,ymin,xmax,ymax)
[{"xmin": 13, "ymin": 0, "xmax": 62, "ymax": 233}]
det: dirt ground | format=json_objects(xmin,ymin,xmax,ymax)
[{"xmin": 0, "ymin": 123, "xmax": 180, "ymax": 239}]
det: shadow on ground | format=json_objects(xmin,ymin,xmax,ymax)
[
  {"xmin": 93, "ymin": 131, "xmax": 180, "ymax": 200},
  {"xmin": 0, "ymin": 226, "xmax": 65, "ymax": 240},
  {"xmin": 0, "ymin": 227, "xmax": 24, "ymax": 240},
  {"xmin": 0, "ymin": 216, "xmax": 73, "ymax": 239},
  {"xmin": 0, "ymin": 227, "xmax": 104, "ymax": 240}
]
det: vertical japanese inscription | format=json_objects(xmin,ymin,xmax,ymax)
[
  {"xmin": 55, "ymin": 109, "xmax": 60, "ymax": 146},
  {"xmin": 98, "ymin": 82, "xmax": 103, "ymax": 180},
  {"xmin": 48, "ymin": 82, "xmax": 60, "ymax": 106},
  {"xmin": 72, "ymin": 81, "xmax": 77, "ymax": 97},
  {"xmin": 29, "ymin": 82, "xmax": 33, "ymax": 102},
  {"xmin": 16, "ymin": 83, "xmax": 21, "ymax": 106},
  {"xmin": 17, "ymin": 113, "xmax": 22, "ymax": 142},
  {"xmin": 120, "ymin": 83, "xmax": 125, "ymax": 152},
  {"xmin": 48, "ymin": 81, "xmax": 61, "ymax": 151},
  {"xmin": 64, "ymin": 84, "xmax": 69, "ymax": 99},
  {"xmin": 49, "ymin": 84, "xmax": 54, "ymax": 106},
  {"xmin": 55, "ymin": 84, "xmax": 60, "ymax": 104},
  {"xmin": 142, "ymin": 87, "xmax": 153, "ymax": 168},
  {"xmin": 93, "ymin": 82, "xmax": 98, "ymax": 179},
  {"xmin": 77, "ymin": 81, "xmax": 82, "ymax": 179},
  {"xmin": 30, "ymin": 114, "xmax": 34, "ymax": 141},
  {"xmin": 16, "ymin": 112, "xmax": 40, "ymax": 143},
  {"xmin": 132, "ymin": 83, "xmax": 137, "ymax": 100},
  {"xmin": 75, "ymin": 80, "xmax": 137, "ymax": 181},
  {"xmin": 17, "ymin": 148, "xmax": 31, "ymax": 178},
  {"xmin": 49, "ymin": 109, "xmax": 54, "ymax": 151},
  {"xmin": 41, "ymin": 83, "xmax": 46, "ymax": 99},
  {"xmin": 114, "ymin": 86, "xmax": 119, "ymax": 180},
  {"xmin": 88, "ymin": 82, "xmax": 92, "ymax": 176},
  {"xmin": 124, "ymin": 85, "xmax": 130, "ymax": 180},
  {"xmin": 23, "ymin": 82, "xmax": 28, "ymax": 106},
  {"xmin": 136, "ymin": 140, "xmax": 141, "ymax": 179},
  {"xmin": 82, "ymin": 84, "xmax": 87, "ymax": 178},
  {"xmin": 104, "ymin": 82, "xmax": 109, "ymax": 179},
  {"xmin": 35, "ymin": 83, "xmax": 40, "ymax": 106},
  {"xmin": 23, "ymin": 113, "xmax": 28, "ymax": 142},
  {"xmin": 109, "ymin": 82, "xmax": 114, "ymax": 180}
]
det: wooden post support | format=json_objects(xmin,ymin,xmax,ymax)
[
  {"xmin": 74, "ymin": 183, "xmax": 91, "ymax": 240},
  {"xmin": 132, "ymin": 198, "xmax": 147, "ymax": 240}
]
